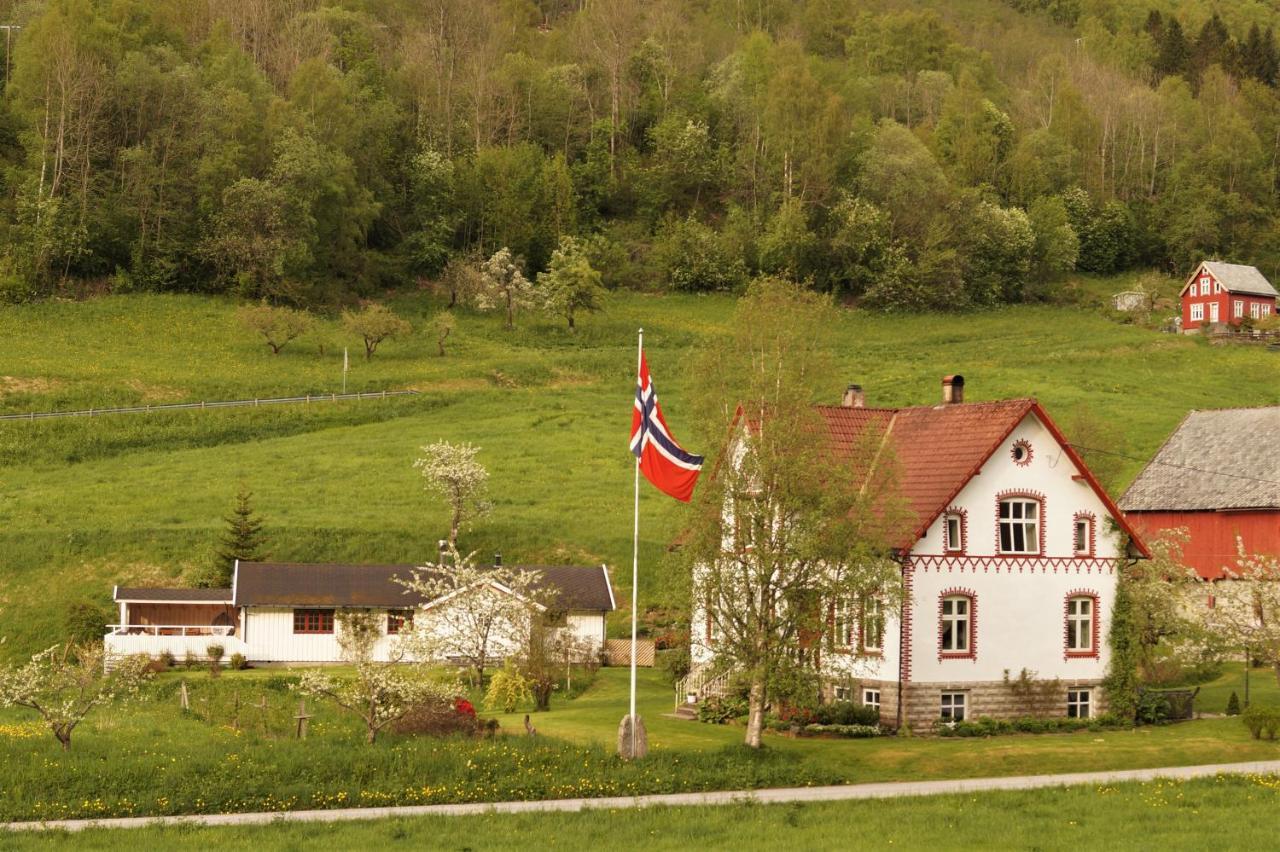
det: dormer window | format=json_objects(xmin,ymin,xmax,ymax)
[
  {"xmin": 944, "ymin": 512, "xmax": 964, "ymax": 553},
  {"xmin": 998, "ymin": 497, "xmax": 1041, "ymax": 555}
]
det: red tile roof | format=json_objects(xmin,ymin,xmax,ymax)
[{"xmin": 815, "ymin": 399, "xmax": 1148, "ymax": 557}]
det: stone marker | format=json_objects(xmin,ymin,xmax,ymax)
[{"xmin": 617, "ymin": 714, "xmax": 648, "ymax": 760}]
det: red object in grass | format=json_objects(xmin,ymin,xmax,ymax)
[{"xmin": 453, "ymin": 697, "xmax": 476, "ymax": 718}]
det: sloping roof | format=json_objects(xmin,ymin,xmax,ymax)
[
  {"xmin": 1187, "ymin": 262, "xmax": 1279, "ymax": 297},
  {"xmin": 114, "ymin": 587, "xmax": 232, "ymax": 603},
  {"xmin": 1120, "ymin": 407, "xmax": 1280, "ymax": 511},
  {"xmin": 232, "ymin": 562, "xmax": 615, "ymax": 611},
  {"xmin": 815, "ymin": 398, "xmax": 1148, "ymax": 556}
]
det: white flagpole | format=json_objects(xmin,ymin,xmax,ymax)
[
  {"xmin": 629, "ymin": 327, "xmax": 643, "ymax": 758},
  {"xmin": 342, "ymin": 347, "xmax": 349, "ymax": 394}
]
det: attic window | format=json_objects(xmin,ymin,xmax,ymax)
[
  {"xmin": 944, "ymin": 512, "xmax": 964, "ymax": 553},
  {"xmin": 1011, "ymin": 440, "xmax": 1033, "ymax": 467}
]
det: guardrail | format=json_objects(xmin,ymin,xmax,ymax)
[{"xmin": 0, "ymin": 389, "xmax": 420, "ymax": 421}]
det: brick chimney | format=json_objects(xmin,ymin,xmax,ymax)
[
  {"xmin": 842, "ymin": 384, "xmax": 865, "ymax": 408},
  {"xmin": 942, "ymin": 375, "xmax": 965, "ymax": 405}
]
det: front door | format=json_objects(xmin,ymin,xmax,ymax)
[{"xmin": 1209, "ymin": 302, "xmax": 1219, "ymax": 323}]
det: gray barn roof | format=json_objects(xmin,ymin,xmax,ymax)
[
  {"xmin": 233, "ymin": 562, "xmax": 615, "ymax": 612},
  {"xmin": 1196, "ymin": 262, "xmax": 1279, "ymax": 297},
  {"xmin": 1119, "ymin": 407, "xmax": 1280, "ymax": 512}
]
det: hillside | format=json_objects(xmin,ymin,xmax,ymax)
[{"xmin": 1, "ymin": 291, "xmax": 1277, "ymax": 659}]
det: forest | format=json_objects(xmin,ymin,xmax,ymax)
[{"xmin": 1, "ymin": 0, "xmax": 1279, "ymax": 310}]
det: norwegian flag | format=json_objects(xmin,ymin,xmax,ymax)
[{"xmin": 630, "ymin": 353, "xmax": 703, "ymax": 502}]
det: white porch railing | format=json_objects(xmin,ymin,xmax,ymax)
[
  {"xmin": 674, "ymin": 662, "xmax": 736, "ymax": 711},
  {"xmin": 104, "ymin": 626, "xmax": 246, "ymax": 666},
  {"xmin": 108, "ymin": 624, "xmax": 236, "ymax": 637}
]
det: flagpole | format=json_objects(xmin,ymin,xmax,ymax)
[{"xmin": 629, "ymin": 327, "xmax": 643, "ymax": 758}]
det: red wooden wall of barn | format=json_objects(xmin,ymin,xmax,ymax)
[
  {"xmin": 1127, "ymin": 510, "xmax": 1280, "ymax": 579},
  {"xmin": 1182, "ymin": 269, "xmax": 1277, "ymax": 330}
]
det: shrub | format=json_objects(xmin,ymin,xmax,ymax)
[
  {"xmin": 776, "ymin": 703, "xmax": 818, "ymax": 727},
  {"xmin": 802, "ymin": 723, "xmax": 881, "ymax": 738},
  {"xmin": 183, "ymin": 650, "xmax": 198, "ymax": 670},
  {"xmin": 697, "ymin": 696, "xmax": 748, "ymax": 725},
  {"xmin": 1135, "ymin": 690, "xmax": 1171, "ymax": 725},
  {"xmin": 205, "ymin": 644, "xmax": 225, "ymax": 678},
  {"xmin": 484, "ymin": 660, "xmax": 532, "ymax": 714},
  {"xmin": 935, "ymin": 714, "xmax": 1128, "ymax": 738},
  {"xmin": 658, "ymin": 646, "xmax": 691, "ymax": 689},
  {"xmin": 63, "ymin": 600, "xmax": 115, "ymax": 643},
  {"xmin": 1227, "ymin": 691, "xmax": 1242, "ymax": 716},
  {"xmin": 228, "ymin": 653, "xmax": 248, "ymax": 671},
  {"xmin": 158, "ymin": 651, "xmax": 176, "ymax": 669},
  {"xmin": 392, "ymin": 695, "xmax": 480, "ymax": 737},
  {"xmin": 1242, "ymin": 706, "xmax": 1280, "ymax": 740},
  {"xmin": 815, "ymin": 701, "xmax": 880, "ymax": 726}
]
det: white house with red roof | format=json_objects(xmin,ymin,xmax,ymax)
[{"xmin": 686, "ymin": 377, "xmax": 1148, "ymax": 731}]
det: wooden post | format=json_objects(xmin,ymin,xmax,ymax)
[
  {"xmin": 179, "ymin": 680, "xmax": 189, "ymax": 712},
  {"xmin": 294, "ymin": 698, "xmax": 312, "ymax": 739},
  {"xmin": 258, "ymin": 695, "xmax": 269, "ymax": 737},
  {"xmin": 232, "ymin": 690, "xmax": 241, "ymax": 731}
]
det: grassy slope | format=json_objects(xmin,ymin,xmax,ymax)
[
  {"xmin": 9, "ymin": 774, "xmax": 1280, "ymax": 851},
  {"xmin": 1, "ymin": 291, "xmax": 1278, "ymax": 657}
]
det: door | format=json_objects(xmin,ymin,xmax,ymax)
[{"xmin": 1209, "ymin": 302, "xmax": 1219, "ymax": 323}]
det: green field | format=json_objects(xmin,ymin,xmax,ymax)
[
  {"xmin": 6, "ymin": 773, "xmax": 1280, "ymax": 851},
  {"xmin": 2, "ymin": 291, "xmax": 1278, "ymax": 659}
]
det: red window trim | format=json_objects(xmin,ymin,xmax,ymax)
[
  {"xmin": 994, "ymin": 490, "xmax": 1047, "ymax": 557},
  {"xmin": 1063, "ymin": 590, "xmax": 1100, "ymax": 659},
  {"xmin": 938, "ymin": 588, "xmax": 977, "ymax": 661},
  {"xmin": 1072, "ymin": 511, "xmax": 1097, "ymax": 558},
  {"xmin": 293, "ymin": 608, "xmax": 335, "ymax": 635},
  {"xmin": 943, "ymin": 507, "xmax": 967, "ymax": 555},
  {"xmin": 386, "ymin": 609, "xmax": 414, "ymax": 635}
]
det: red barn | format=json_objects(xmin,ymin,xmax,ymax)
[
  {"xmin": 1180, "ymin": 261, "xmax": 1277, "ymax": 332},
  {"xmin": 1120, "ymin": 407, "xmax": 1280, "ymax": 581}
]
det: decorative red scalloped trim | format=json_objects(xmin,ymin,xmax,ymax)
[
  {"xmin": 943, "ymin": 506, "xmax": 968, "ymax": 555},
  {"xmin": 1011, "ymin": 438, "xmax": 1034, "ymax": 467},
  {"xmin": 1073, "ymin": 511, "xmax": 1097, "ymax": 558}
]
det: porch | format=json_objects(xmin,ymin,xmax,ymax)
[{"xmin": 105, "ymin": 624, "xmax": 247, "ymax": 660}]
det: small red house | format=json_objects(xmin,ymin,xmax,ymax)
[
  {"xmin": 1180, "ymin": 261, "xmax": 1277, "ymax": 332},
  {"xmin": 1120, "ymin": 407, "xmax": 1280, "ymax": 581}
]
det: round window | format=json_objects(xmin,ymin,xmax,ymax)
[{"xmin": 1011, "ymin": 439, "xmax": 1033, "ymax": 466}]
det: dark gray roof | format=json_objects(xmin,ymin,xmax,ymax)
[
  {"xmin": 1120, "ymin": 407, "xmax": 1280, "ymax": 511},
  {"xmin": 114, "ymin": 587, "xmax": 232, "ymax": 602},
  {"xmin": 233, "ymin": 562, "xmax": 615, "ymax": 612},
  {"xmin": 1197, "ymin": 262, "xmax": 1279, "ymax": 297}
]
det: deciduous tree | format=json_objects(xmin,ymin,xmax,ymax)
[
  {"xmin": 236, "ymin": 304, "xmax": 314, "ymax": 355},
  {"xmin": 413, "ymin": 440, "xmax": 491, "ymax": 548},
  {"xmin": 537, "ymin": 236, "xmax": 604, "ymax": 331},
  {"xmin": 477, "ymin": 247, "xmax": 534, "ymax": 330},
  {"xmin": 342, "ymin": 303, "xmax": 411, "ymax": 360}
]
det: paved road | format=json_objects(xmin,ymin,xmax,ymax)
[{"xmin": 7, "ymin": 759, "xmax": 1280, "ymax": 833}]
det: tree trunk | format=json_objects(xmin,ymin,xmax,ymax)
[
  {"xmin": 744, "ymin": 676, "xmax": 765, "ymax": 748},
  {"xmin": 366, "ymin": 723, "xmax": 377, "ymax": 745},
  {"xmin": 568, "ymin": 312, "xmax": 575, "ymax": 331},
  {"xmin": 1273, "ymin": 660, "xmax": 1280, "ymax": 688}
]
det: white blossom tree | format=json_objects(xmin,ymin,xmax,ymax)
[
  {"xmin": 414, "ymin": 440, "xmax": 491, "ymax": 548},
  {"xmin": 477, "ymin": 247, "xmax": 534, "ymax": 330},
  {"xmin": 1206, "ymin": 541, "xmax": 1280, "ymax": 686},
  {"xmin": 0, "ymin": 643, "xmax": 153, "ymax": 750},
  {"xmin": 295, "ymin": 610, "xmax": 452, "ymax": 745},
  {"xmin": 398, "ymin": 547, "xmax": 548, "ymax": 686}
]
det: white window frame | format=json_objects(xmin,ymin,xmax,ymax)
[
  {"xmin": 1066, "ymin": 596, "xmax": 1094, "ymax": 653},
  {"xmin": 1263, "ymin": 304, "xmax": 1272, "ymax": 317},
  {"xmin": 1074, "ymin": 517, "xmax": 1091, "ymax": 556},
  {"xmin": 1190, "ymin": 303, "xmax": 1204, "ymax": 321},
  {"xmin": 1210, "ymin": 302, "xmax": 1220, "ymax": 323},
  {"xmin": 940, "ymin": 595, "xmax": 971, "ymax": 654},
  {"xmin": 1251, "ymin": 302, "xmax": 1262, "ymax": 319},
  {"xmin": 832, "ymin": 598, "xmax": 854, "ymax": 649},
  {"xmin": 940, "ymin": 692, "xmax": 966, "ymax": 722},
  {"xmin": 998, "ymin": 498, "xmax": 1041, "ymax": 555},
  {"xmin": 1067, "ymin": 689, "xmax": 1091, "ymax": 719},
  {"xmin": 1189, "ymin": 282, "xmax": 1198, "ymax": 297},
  {"xmin": 862, "ymin": 688, "xmax": 881, "ymax": 711},
  {"xmin": 833, "ymin": 684, "xmax": 852, "ymax": 701},
  {"xmin": 944, "ymin": 513, "xmax": 963, "ymax": 552},
  {"xmin": 1234, "ymin": 299, "xmax": 1244, "ymax": 318},
  {"xmin": 862, "ymin": 597, "xmax": 884, "ymax": 653}
]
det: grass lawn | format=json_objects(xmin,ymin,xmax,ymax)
[
  {"xmin": 1, "ymin": 291, "xmax": 1278, "ymax": 660},
  {"xmin": 1193, "ymin": 662, "xmax": 1280, "ymax": 715},
  {"xmin": 7, "ymin": 773, "xmax": 1280, "ymax": 850}
]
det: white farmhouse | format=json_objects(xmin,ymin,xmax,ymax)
[
  {"xmin": 688, "ymin": 377, "xmax": 1148, "ymax": 730},
  {"xmin": 107, "ymin": 561, "xmax": 615, "ymax": 665}
]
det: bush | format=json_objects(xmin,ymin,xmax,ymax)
[
  {"xmin": 657, "ymin": 646, "xmax": 691, "ymax": 689},
  {"xmin": 651, "ymin": 214, "xmax": 746, "ymax": 292},
  {"xmin": 697, "ymin": 696, "xmax": 748, "ymax": 725},
  {"xmin": 815, "ymin": 700, "xmax": 880, "ymax": 726},
  {"xmin": 1227, "ymin": 691, "xmax": 1242, "ymax": 716},
  {"xmin": 935, "ymin": 714, "xmax": 1128, "ymax": 738},
  {"xmin": 392, "ymin": 695, "xmax": 483, "ymax": 737},
  {"xmin": 1135, "ymin": 690, "xmax": 1171, "ymax": 725},
  {"xmin": 1242, "ymin": 706, "xmax": 1280, "ymax": 740},
  {"xmin": 159, "ymin": 651, "xmax": 176, "ymax": 669},
  {"xmin": 228, "ymin": 653, "xmax": 248, "ymax": 671},
  {"xmin": 205, "ymin": 644, "xmax": 225, "ymax": 678},
  {"xmin": 63, "ymin": 599, "xmax": 115, "ymax": 643},
  {"xmin": 183, "ymin": 650, "xmax": 198, "ymax": 670},
  {"xmin": 802, "ymin": 723, "xmax": 881, "ymax": 738},
  {"xmin": 484, "ymin": 660, "xmax": 532, "ymax": 714}
]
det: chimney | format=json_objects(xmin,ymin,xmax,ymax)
[
  {"xmin": 494, "ymin": 551, "xmax": 503, "ymax": 567},
  {"xmin": 942, "ymin": 375, "xmax": 965, "ymax": 405},
  {"xmin": 842, "ymin": 384, "xmax": 865, "ymax": 408}
]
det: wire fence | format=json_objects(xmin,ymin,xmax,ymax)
[{"xmin": 0, "ymin": 389, "xmax": 420, "ymax": 422}]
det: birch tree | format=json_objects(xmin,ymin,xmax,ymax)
[
  {"xmin": 0, "ymin": 644, "xmax": 152, "ymax": 750},
  {"xmin": 413, "ymin": 440, "xmax": 491, "ymax": 548},
  {"xmin": 685, "ymin": 277, "xmax": 907, "ymax": 749},
  {"xmin": 398, "ymin": 547, "xmax": 548, "ymax": 685},
  {"xmin": 296, "ymin": 610, "xmax": 451, "ymax": 745}
]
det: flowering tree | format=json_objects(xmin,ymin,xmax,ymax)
[
  {"xmin": 477, "ymin": 247, "xmax": 534, "ymax": 330},
  {"xmin": 413, "ymin": 440, "xmax": 491, "ymax": 548},
  {"xmin": 341, "ymin": 303, "xmax": 412, "ymax": 360},
  {"xmin": 0, "ymin": 643, "xmax": 153, "ymax": 750},
  {"xmin": 1206, "ymin": 542, "xmax": 1280, "ymax": 686},
  {"xmin": 295, "ymin": 610, "xmax": 451, "ymax": 745},
  {"xmin": 398, "ymin": 547, "xmax": 548, "ymax": 686}
]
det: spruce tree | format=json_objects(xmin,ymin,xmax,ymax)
[
  {"xmin": 1154, "ymin": 19, "xmax": 1191, "ymax": 80},
  {"xmin": 1226, "ymin": 691, "xmax": 1242, "ymax": 716},
  {"xmin": 210, "ymin": 487, "xmax": 267, "ymax": 587}
]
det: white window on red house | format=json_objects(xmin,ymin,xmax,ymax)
[
  {"xmin": 945, "ymin": 513, "xmax": 964, "ymax": 552},
  {"xmin": 940, "ymin": 595, "xmax": 971, "ymax": 653},
  {"xmin": 1190, "ymin": 303, "xmax": 1204, "ymax": 322},
  {"xmin": 1189, "ymin": 282, "xmax": 1198, "ymax": 297},
  {"xmin": 1235, "ymin": 300, "xmax": 1245, "ymax": 318},
  {"xmin": 862, "ymin": 597, "xmax": 885, "ymax": 653},
  {"xmin": 1252, "ymin": 303, "xmax": 1262, "ymax": 319},
  {"xmin": 941, "ymin": 692, "xmax": 966, "ymax": 722},
  {"xmin": 1264, "ymin": 304, "xmax": 1273, "ymax": 317},
  {"xmin": 998, "ymin": 498, "xmax": 1040, "ymax": 554},
  {"xmin": 1210, "ymin": 302, "xmax": 1220, "ymax": 323},
  {"xmin": 1074, "ymin": 517, "xmax": 1092, "ymax": 555},
  {"xmin": 862, "ymin": 688, "xmax": 881, "ymax": 711},
  {"xmin": 293, "ymin": 609, "xmax": 335, "ymax": 634},
  {"xmin": 1066, "ymin": 596, "xmax": 1094, "ymax": 653},
  {"xmin": 1067, "ymin": 689, "xmax": 1091, "ymax": 719}
]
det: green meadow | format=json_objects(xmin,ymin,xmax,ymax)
[{"xmin": 1, "ymin": 291, "xmax": 1278, "ymax": 658}]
